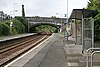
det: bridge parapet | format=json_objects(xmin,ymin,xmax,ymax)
[{"xmin": 26, "ymin": 16, "xmax": 67, "ymax": 25}]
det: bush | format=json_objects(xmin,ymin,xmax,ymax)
[
  {"xmin": 0, "ymin": 23, "xmax": 3, "ymax": 35},
  {"xmin": 12, "ymin": 18, "xmax": 25, "ymax": 34},
  {"xmin": 34, "ymin": 25, "xmax": 58, "ymax": 33},
  {"xmin": 15, "ymin": 17, "xmax": 28, "ymax": 32},
  {"xmin": 0, "ymin": 18, "xmax": 26, "ymax": 36},
  {"xmin": 1, "ymin": 23, "xmax": 10, "ymax": 35}
]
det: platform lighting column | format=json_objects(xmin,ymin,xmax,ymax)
[
  {"xmin": 28, "ymin": 18, "xmax": 30, "ymax": 33},
  {"xmin": 10, "ymin": 11, "xmax": 13, "ymax": 34},
  {"xmin": 13, "ymin": 3, "xmax": 17, "ymax": 18},
  {"xmin": 66, "ymin": 0, "xmax": 69, "ymax": 41}
]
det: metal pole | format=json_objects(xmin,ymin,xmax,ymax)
[
  {"xmin": 67, "ymin": 0, "xmax": 68, "ymax": 23},
  {"xmin": 66, "ymin": 0, "xmax": 68, "ymax": 41},
  {"xmin": 10, "ymin": 11, "xmax": 12, "ymax": 34},
  {"xmin": 75, "ymin": 19, "xmax": 77, "ymax": 44},
  {"xmin": 91, "ymin": 52, "xmax": 93, "ymax": 67},
  {"xmin": 13, "ymin": 3, "xmax": 17, "ymax": 18},
  {"xmin": 91, "ymin": 18, "xmax": 94, "ymax": 48},
  {"xmin": 82, "ymin": 13, "xmax": 84, "ymax": 53},
  {"xmin": 61, "ymin": 16, "xmax": 62, "ymax": 32},
  {"xmin": 28, "ymin": 18, "xmax": 30, "ymax": 33},
  {"xmin": 87, "ymin": 49, "xmax": 89, "ymax": 67}
]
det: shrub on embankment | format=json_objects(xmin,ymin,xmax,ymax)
[
  {"xmin": 32, "ymin": 25, "xmax": 58, "ymax": 33},
  {"xmin": 0, "ymin": 18, "xmax": 25, "ymax": 36},
  {"xmin": 15, "ymin": 17, "xmax": 28, "ymax": 33}
]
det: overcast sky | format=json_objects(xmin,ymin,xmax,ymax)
[{"xmin": 0, "ymin": 0, "xmax": 89, "ymax": 17}]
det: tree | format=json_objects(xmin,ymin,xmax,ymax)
[
  {"xmin": 1, "ymin": 23, "xmax": 10, "ymax": 35},
  {"xmin": 0, "ymin": 23, "xmax": 3, "ymax": 35},
  {"xmin": 87, "ymin": 0, "xmax": 100, "ymax": 41},
  {"xmin": 12, "ymin": 18, "xmax": 25, "ymax": 34},
  {"xmin": 51, "ymin": 16, "xmax": 56, "ymax": 19},
  {"xmin": 15, "ymin": 17, "xmax": 28, "ymax": 33},
  {"xmin": 22, "ymin": 5, "xmax": 25, "ymax": 17}
]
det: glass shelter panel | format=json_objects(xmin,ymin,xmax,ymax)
[
  {"xmin": 76, "ymin": 20, "xmax": 82, "ymax": 45},
  {"xmin": 82, "ymin": 18, "xmax": 94, "ymax": 50},
  {"xmin": 83, "ymin": 19, "xmax": 92, "ymax": 28}
]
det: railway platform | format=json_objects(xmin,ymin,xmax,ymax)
[
  {"xmin": 0, "ymin": 33, "xmax": 36, "ymax": 42},
  {"xmin": 5, "ymin": 33, "xmax": 100, "ymax": 67}
]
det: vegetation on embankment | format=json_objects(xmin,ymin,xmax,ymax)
[
  {"xmin": 0, "ymin": 18, "xmax": 58, "ymax": 36},
  {"xmin": 0, "ymin": 18, "xmax": 26, "ymax": 36},
  {"xmin": 31, "ymin": 25, "xmax": 58, "ymax": 33}
]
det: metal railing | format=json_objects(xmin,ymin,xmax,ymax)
[
  {"xmin": 91, "ymin": 51, "xmax": 100, "ymax": 67},
  {"xmin": 86, "ymin": 48, "xmax": 100, "ymax": 67}
]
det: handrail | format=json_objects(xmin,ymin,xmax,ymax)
[
  {"xmin": 91, "ymin": 51, "xmax": 100, "ymax": 67},
  {"xmin": 86, "ymin": 48, "xmax": 100, "ymax": 67}
]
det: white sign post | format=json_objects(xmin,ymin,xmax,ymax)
[{"xmin": 10, "ymin": 22, "xmax": 13, "ymax": 34}]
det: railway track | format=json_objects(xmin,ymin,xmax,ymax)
[{"xmin": 0, "ymin": 34, "xmax": 50, "ymax": 67}]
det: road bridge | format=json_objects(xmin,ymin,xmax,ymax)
[{"xmin": 25, "ymin": 17, "xmax": 67, "ymax": 32}]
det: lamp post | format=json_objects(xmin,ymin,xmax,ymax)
[
  {"xmin": 10, "ymin": 11, "xmax": 13, "ymax": 34},
  {"xmin": 13, "ymin": 3, "xmax": 17, "ymax": 18},
  {"xmin": 9, "ymin": 3, "xmax": 17, "ymax": 34},
  {"xmin": 27, "ymin": 18, "xmax": 30, "ymax": 33},
  {"xmin": 66, "ymin": 0, "xmax": 69, "ymax": 41}
]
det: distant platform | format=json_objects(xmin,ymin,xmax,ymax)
[{"xmin": 0, "ymin": 33, "xmax": 37, "ymax": 42}]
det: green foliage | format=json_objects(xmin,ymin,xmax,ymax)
[
  {"xmin": 87, "ymin": 0, "xmax": 100, "ymax": 12},
  {"xmin": 51, "ymin": 16, "xmax": 56, "ymax": 19},
  {"xmin": 34, "ymin": 16, "xmax": 40, "ymax": 21},
  {"xmin": 15, "ymin": 17, "xmax": 28, "ymax": 32},
  {"xmin": 34, "ymin": 16, "xmax": 40, "ymax": 18},
  {"xmin": 87, "ymin": 0, "xmax": 100, "ymax": 41},
  {"xmin": 12, "ymin": 18, "xmax": 25, "ymax": 34},
  {"xmin": 76, "ymin": 20, "xmax": 81, "ymax": 24},
  {"xmin": 51, "ymin": 16, "xmax": 57, "ymax": 22},
  {"xmin": 12, "ymin": 27, "xmax": 18, "ymax": 35},
  {"xmin": 0, "ymin": 18, "xmax": 26, "ymax": 36},
  {"xmin": 0, "ymin": 23, "xmax": 3, "ymax": 35},
  {"xmin": 33, "ymin": 25, "xmax": 57, "ymax": 33},
  {"xmin": 1, "ymin": 22, "xmax": 10, "ymax": 35}
]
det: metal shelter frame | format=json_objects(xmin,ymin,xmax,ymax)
[{"xmin": 69, "ymin": 8, "xmax": 98, "ymax": 53}]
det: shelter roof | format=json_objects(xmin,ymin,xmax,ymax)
[{"xmin": 70, "ymin": 9, "xmax": 98, "ymax": 20}]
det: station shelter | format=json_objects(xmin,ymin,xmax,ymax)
[{"xmin": 69, "ymin": 9, "xmax": 98, "ymax": 53}]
